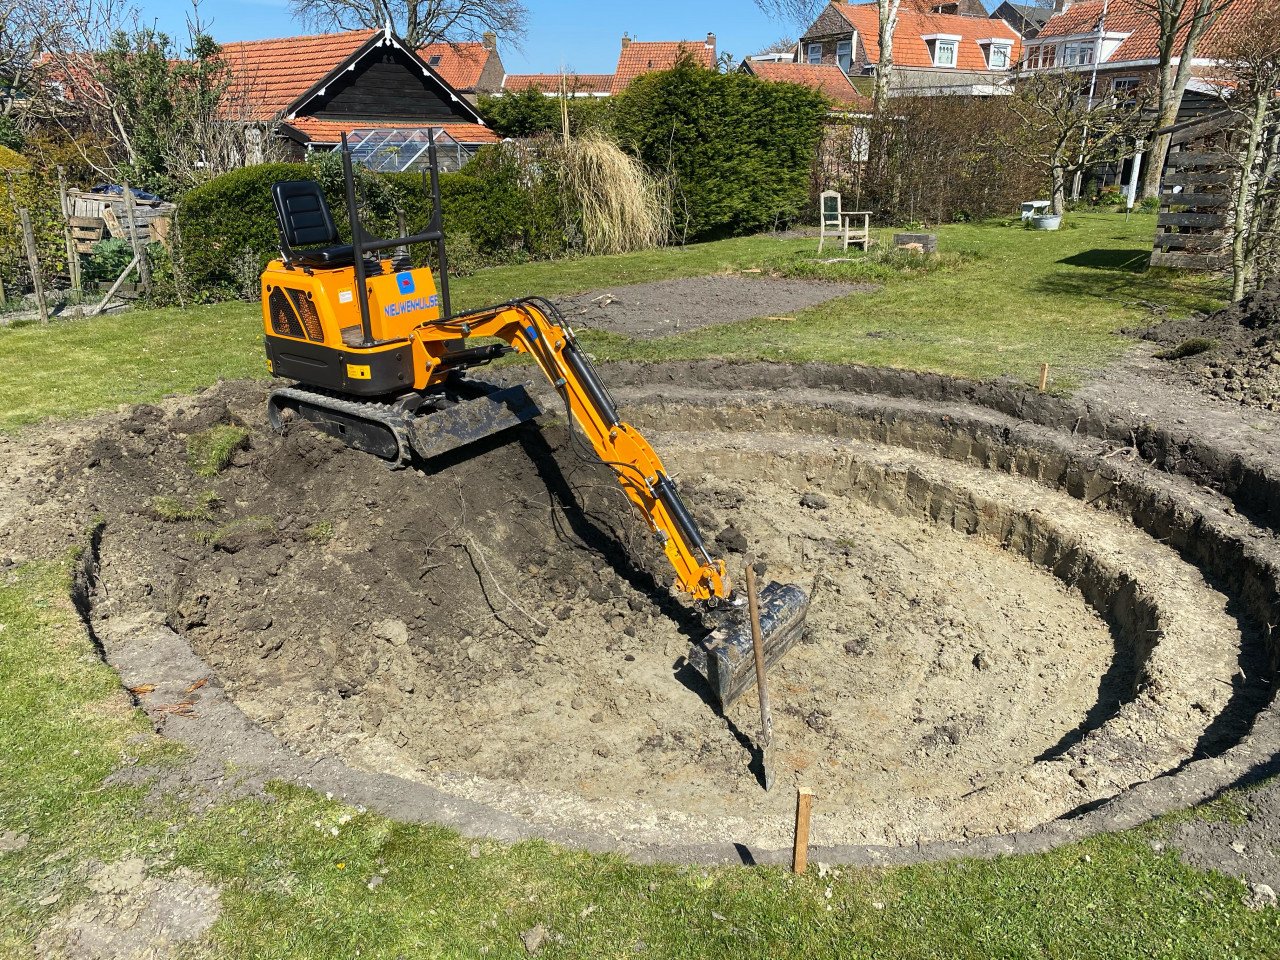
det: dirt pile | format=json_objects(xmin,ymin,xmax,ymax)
[{"xmin": 1142, "ymin": 279, "xmax": 1280, "ymax": 407}]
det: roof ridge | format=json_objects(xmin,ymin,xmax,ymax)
[{"xmin": 218, "ymin": 27, "xmax": 379, "ymax": 50}]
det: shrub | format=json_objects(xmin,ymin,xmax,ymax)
[
  {"xmin": 612, "ymin": 61, "xmax": 828, "ymax": 239},
  {"xmin": 818, "ymin": 97, "xmax": 1046, "ymax": 225},
  {"xmin": 477, "ymin": 88, "xmax": 615, "ymax": 139},
  {"xmin": 83, "ymin": 238, "xmax": 135, "ymax": 283}
]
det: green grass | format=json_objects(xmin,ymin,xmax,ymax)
[
  {"xmin": 186, "ymin": 424, "xmax": 251, "ymax": 478},
  {"xmin": 0, "ymin": 214, "xmax": 1226, "ymax": 431},
  {"xmin": 151, "ymin": 489, "xmax": 221, "ymax": 523},
  {"xmin": 1, "ymin": 557, "xmax": 1277, "ymax": 957}
]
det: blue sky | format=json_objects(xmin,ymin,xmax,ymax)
[{"xmin": 137, "ymin": 0, "xmax": 812, "ymax": 73}]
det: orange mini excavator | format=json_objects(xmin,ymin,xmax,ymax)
[{"xmin": 261, "ymin": 133, "xmax": 807, "ymax": 707}]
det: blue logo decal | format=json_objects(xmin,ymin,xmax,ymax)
[
  {"xmin": 384, "ymin": 293, "xmax": 441, "ymax": 319},
  {"xmin": 397, "ymin": 272, "xmax": 415, "ymax": 295}
]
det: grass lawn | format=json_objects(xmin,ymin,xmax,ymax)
[
  {"xmin": 2, "ymin": 557, "xmax": 1277, "ymax": 958},
  {"xmin": 0, "ymin": 213, "xmax": 1225, "ymax": 430},
  {"xmin": 2, "ymin": 212, "xmax": 1268, "ymax": 957}
]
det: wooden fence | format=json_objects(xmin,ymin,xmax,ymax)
[{"xmin": 1150, "ymin": 111, "xmax": 1236, "ymax": 272}]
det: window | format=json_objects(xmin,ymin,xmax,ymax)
[
  {"xmin": 836, "ymin": 39, "xmax": 852, "ymax": 74},
  {"xmin": 1041, "ymin": 44, "xmax": 1057, "ymax": 67},
  {"xmin": 933, "ymin": 39, "xmax": 958, "ymax": 67},
  {"xmin": 1026, "ymin": 45, "xmax": 1041, "ymax": 68},
  {"xmin": 1112, "ymin": 77, "xmax": 1139, "ymax": 93},
  {"xmin": 428, "ymin": 55, "xmax": 442, "ymax": 66},
  {"xmin": 807, "ymin": 42, "xmax": 822, "ymax": 65},
  {"xmin": 988, "ymin": 43, "xmax": 1011, "ymax": 69},
  {"xmin": 1063, "ymin": 43, "xmax": 1094, "ymax": 66}
]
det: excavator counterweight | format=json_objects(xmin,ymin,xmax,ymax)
[{"xmin": 259, "ymin": 132, "xmax": 808, "ymax": 709}]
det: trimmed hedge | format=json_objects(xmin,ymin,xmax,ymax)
[
  {"xmin": 176, "ymin": 149, "xmax": 568, "ymax": 294},
  {"xmin": 612, "ymin": 62, "xmax": 828, "ymax": 239}
]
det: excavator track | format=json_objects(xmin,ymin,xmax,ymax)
[
  {"xmin": 268, "ymin": 386, "xmax": 413, "ymax": 466},
  {"xmin": 267, "ymin": 380, "xmax": 546, "ymax": 469}
]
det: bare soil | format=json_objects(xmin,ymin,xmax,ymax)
[
  {"xmin": 554, "ymin": 276, "xmax": 874, "ymax": 339},
  {"xmin": 33, "ymin": 377, "xmax": 1227, "ymax": 850},
  {"xmin": 1139, "ymin": 279, "xmax": 1280, "ymax": 408}
]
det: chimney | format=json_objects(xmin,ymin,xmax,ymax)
[
  {"xmin": 621, "ymin": 32, "xmax": 632, "ymax": 49},
  {"xmin": 707, "ymin": 31, "xmax": 717, "ymax": 57},
  {"xmin": 482, "ymin": 30, "xmax": 497, "ymax": 50},
  {"xmin": 1053, "ymin": 0, "xmax": 1072, "ymax": 12}
]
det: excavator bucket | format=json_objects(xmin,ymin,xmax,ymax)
[{"xmin": 687, "ymin": 581, "xmax": 809, "ymax": 708}]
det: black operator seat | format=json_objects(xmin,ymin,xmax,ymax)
[{"xmin": 271, "ymin": 179, "xmax": 356, "ymax": 269}]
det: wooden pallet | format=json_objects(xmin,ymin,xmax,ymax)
[
  {"xmin": 69, "ymin": 216, "xmax": 106, "ymax": 254},
  {"xmin": 1150, "ymin": 112, "xmax": 1235, "ymax": 272}
]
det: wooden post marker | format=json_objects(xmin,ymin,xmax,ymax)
[
  {"xmin": 1038, "ymin": 363, "xmax": 1050, "ymax": 393},
  {"xmin": 121, "ymin": 182, "xmax": 151, "ymax": 294},
  {"xmin": 792, "ymin": 787, "xmax": 815, "ymax": 874},
  {"xmin": 57, "ymin": 166, "xmax": 82, "ymax": 301},
  {"xmin": 19, "ymin": 208, "xmax": 48, "ymax": 324}
]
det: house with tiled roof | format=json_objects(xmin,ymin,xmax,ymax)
[
  {"xmin": 219, "ymin": 23, "xmax": 500, "ymax": 159},
  {"xmin": 739, "ymin": 61, "xmax": 873, "ymax": 112},
  {"xmin": 991, "ymin": 2, "xmax": 1052, "ymax": 39},
  {"xmin": 613, "ymin": 34, "xmax": 718, "ymax": 93},
  {"xmin": 417, "ymin": 36, "xmax": 505, "ymax": 102},
  {"xmin": 1023, "ymin": 0, "xmax": 1260, "ymax": 113},
  {"xmin": 500, "ymin": 73, "xmax": 615, "ymax": 97},
  {"xmin": 800, "ymin": 2, "xmax": 1021, "ymax": 96},
  {"xmin": 501, "ymin": 34, "xmax": 717, "ymax": 100}
]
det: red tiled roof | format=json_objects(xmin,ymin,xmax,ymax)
[
  {"xmin": 283, "ymin": 117, "xmax": 501, "ymax": 145},
  {"xmin": 503, "ymin": 73, "xmax": 615, "ymax": 94},
  {"xmin": 613, "ymin": 40, "xmax": 716, "ymax": 93},
  {"xmin": 835, "ymin": 3, "xmax": 1021, "ymax": 71},
  {"xmin": 416, "ymin": 42, "xmax": 493, "ymax": 90},
  {"xmin": 1035, "ymin": 0, "xmax": 1259, "ymax": 65},
  {"xmin": 220, "ymin": 29, "xmax": 378, "ymax": 120},
  {"xmin": 747, "ymin": 62, "xmax": 873, "ymax": 109}
]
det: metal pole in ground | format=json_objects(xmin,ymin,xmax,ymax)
[
  {"xmin": 19, "ymin": 208, "xmax": 49, "ymax": 324},
  {"xmin": 745, "ymin": 560, "xmax": 774, "ymax": 791}
]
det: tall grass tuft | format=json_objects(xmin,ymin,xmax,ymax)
[{"xmin": 554, "ymin": 133, "xmax": 670, "ymax": 256}]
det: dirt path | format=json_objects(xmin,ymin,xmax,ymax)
[{"xmin": 553, "ymin": 275, "xmax": 875, "ymax": 339}]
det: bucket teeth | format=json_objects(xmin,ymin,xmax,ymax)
[{"xmin": 687, "ymin": 581, "xmax": 809, "ymax": 709}]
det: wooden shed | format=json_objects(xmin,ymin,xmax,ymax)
[{"xmin": 1150, "ymin": 110, "xmax": 1236, "ymax": 272}]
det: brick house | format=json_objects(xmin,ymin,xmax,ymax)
[
  {"xmin": 799, "ymin": 1, "xmax": 1022, "ymax": 96},
  {"xmin": 1023, "ymin": 0, "xmax": 1260, "ymax": 115},
  {"xmin": 503, "ymin": 34, "xmax": 717, "ymax": 98},
  {"xmin": 220, "ymin": 24, "xmax": 501, "ymax": 159}
]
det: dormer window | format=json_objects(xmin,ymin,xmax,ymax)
[
  {"xmin": 922, "ymin": 35, "xmax": 961, "ymax": 68},
  {"xmin": 978, "ymin": 39, "xmax": 1013, "ymax": 69},
  {"xmin": 837, "ymin": 39, "xmax": 853, "ymax": 73},
  {"xmin": 1064, "ymin": 43, "xmax": 1094, "ymax": 66}
]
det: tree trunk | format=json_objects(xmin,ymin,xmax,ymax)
[
  {"xmin": 1051, "ymin": 164, "xmax": 1067, "ymax": 216},
  {"xmin": 1140, "ymin": 0, "xmax": 1223, "ymax": 197},
  {"xmin": 874, "ymin": 0, "xmax": 902, "ymax": 112},
  {"xmin": 1231, "ymin": 87, "xmax": 1269, "ymax": 300}
]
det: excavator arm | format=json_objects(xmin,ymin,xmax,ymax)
[{"xmin": 409, "ymin": 297, "xmax": 730, "ymax": 603}]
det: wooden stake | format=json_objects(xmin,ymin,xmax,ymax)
[
  {"xmin": 1038, "ymin": 363, "xmax": 1050, "ymax": 392},
  {"xmin": 19, "ymin": 208, "xmax": 48, "ymax": 324},
  {"xmin": 121, "ymin": 182, "xmax": 151, "ymax": 294},
  {"xmin": 57, "ymin": 166, "xmax": 83, "ymax": 301},
  {"xmin": 792, "ymin": 787, "xmax": 815, "ymax": 874},
  {"xmin": 90, "ymin": 255, "xmax": 139, "ymax": 317}
]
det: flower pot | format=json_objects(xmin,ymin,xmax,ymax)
[{"xmin": 1032, "ymin": 214, "xmax": 1062, "ymax": 231}]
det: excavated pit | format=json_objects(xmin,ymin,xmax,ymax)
[{"xmin": 59, "ymin": 364, "xmax": 1279, "ymax": 860}]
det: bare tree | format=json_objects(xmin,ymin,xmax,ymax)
[
  {"xmin": 751, "ymin": 36, "xmax": 799, "ymax": 58},
  {"xmin": 1131, "ymin": 0, "xmax": 1237, "ymax": 196},
  {"xmin": 1213, "ymin": 4, "xmax": 1280, "ymax": 298},
  {"xmin": 290, "ymin": 0, "xmax": 528, "ymax": 47},
  {"xmin": 1012, "ymin": 69, "xmax": 1153, "ymax": 215},
  {"xmin": 751, "ymin": 0, "xmax": 824, "ymax": 28}
]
